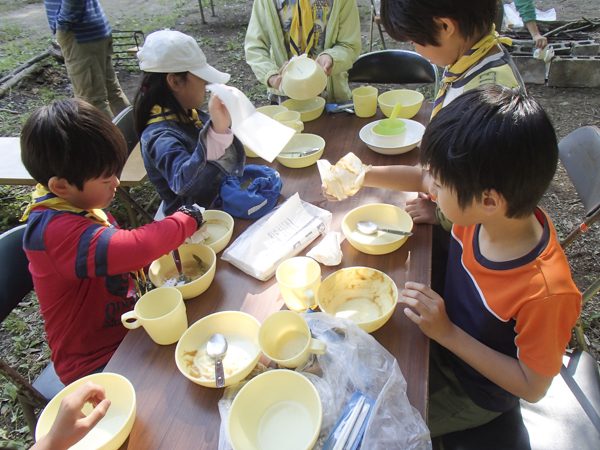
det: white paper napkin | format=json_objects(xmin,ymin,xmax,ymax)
[{"xmin": 206, "ymin": 84, "xmax": 295, "ymax": 162}]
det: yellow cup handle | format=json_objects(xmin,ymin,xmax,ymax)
[
  {"xmin": 302, "ymin": 288, "xmax": 317, "ymax": 310},
  {"xmin": 295, "ymin": 121, "xmax": 304, "ymax": 132},
  {"xmin": 309, "ymin": 338, "xmax": 327, "ymax": 355},
  {"xmin": 121, "ymin": 311, "xmax": 141, "ymax": 330}
]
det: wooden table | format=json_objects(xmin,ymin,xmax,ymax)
[
  {"xmin": 0, "ymin": 137, "xmax": 147, "ymax": 187},
  {"xmin": 107, "ymin": 103, "xmax": 433, "ymax": 449},
  {"xmin": 0, "ymin": 136, "xmax": 151, "ymax": 225}
]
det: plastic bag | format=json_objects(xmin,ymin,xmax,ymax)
[
  {"xmin": 221, "ymin": 193, "xmax": 332, "ymax": 281},
  {"xmin": 217, "ymin": 313, "xmax": 431, "ymax": 450},
  {"xmin": 307, "ymin": 231, "xmax": 342, "ymax": 266}
]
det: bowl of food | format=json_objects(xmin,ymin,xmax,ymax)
[
  {"xmin": 282, "ymin": 97, "xmax": 326, "ymax": 122},
  {"xmin": 281, "ymin": 56, "xmax": 327, "ymax": 101},
  {"xmin": 228, "ymin": 370, "xmax": 322, "ymax": 450},
  {"xmin": 358, "ymin": 119, "xmax": 426, "ymax": 155},
  {"xmin": 276, "ymin": 133, "xmax": 325, "ymax": 168},
  {"xmin": 317, "ymin": 267, "xmax": 398, "ymax": 333},
  {"xmin": 148, "ymin": 243, "xmax": 216, "ymax": 299},
  {"xmin": 175, "ymin": 311, "xmax": 261, "ymax": 388},
  {"xmin": 342, "ymin": 203, "xmax": 413, "ymax": 255},
  {"xmin": 378, "ymin": 89, "xmax": 424, "ymax": 119},
  {"xmin": 202, "ymin": 210, "xmax": 234, "ymax": 253},
  {"xmin": 36, "ymin": 372, "xmax": 136, "ymax": 450}
]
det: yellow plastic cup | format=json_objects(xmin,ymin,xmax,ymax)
[
  {"xmin": 274, "ymin": 110, "xmax": 304, "ymax": 133},
  {"xmin": 276, "ymin": 256, "xmax": 321, "ymax": 312},
  {"xmin": 352, "ymin": 86, "xmax": 378, "ymax": 118},
  {"xmin": 378, "ymin": 118, "xmax": 406, "ymax": 135},
  {"xmin": 259, "ymin": 311, "xmax": 327, "ymax": 368},
  {"xmin": 121, "ymin": 287, "xmax": 187, "ymax": 345}
]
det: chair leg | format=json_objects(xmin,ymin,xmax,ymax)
[
  {"xmin": 197, "ymin": 0, "xmax": 206, "ymax": 24},
  {"xmin": 377, "ymin": 21, "xmax": 386, "ymax": 50},
  {"xmin": 369, "ymin": 7, "xmax": 374, "ymax": 53},
  {"xmin": 116, "ymin": 186, "xmax": 155, "ymax": 226},
  {"xmin": 17, "ymin": 394, "xmax": 38, "ymax": 439}
]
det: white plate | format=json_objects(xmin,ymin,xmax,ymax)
[{"xmin": 359, "ymin": 119, "xmax": 425, "ymax": 155}]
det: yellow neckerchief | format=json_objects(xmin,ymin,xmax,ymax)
[
  {"xmin": 21, "ymin": 184, "xmax": 111, "ymax": 226},
  {"xmin": 147, "ymin": 105, "xmax": 204, "ymax": 128},
  {"xmin": 21, "ymin": 184, "xmax": 148, "ymax": 299},
  {"xmin": 431, "ymin": 26, "xmax": 512, "ymax": 118},
  {"xmin": 289, "ymin": 0, "xmax": 315, "ymax": 57}
]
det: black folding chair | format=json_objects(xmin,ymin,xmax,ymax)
[
  {"xmin": 0, "ymin": 225, "xmax": 65, "ymax": 436},
  {"xmin": 347, "ymin": 49, "xmax": 439, "ymax": 95}
]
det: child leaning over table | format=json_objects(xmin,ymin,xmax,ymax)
[
  {"xmin": 20, "ymin": 98, "xmax": 206, "ymax": 385},
  {"xmin": 326, "ymin": 85, "xmax": 582, "ymax": 437},
  {"xmin": 377, "ymin": 0, "xmax": 525, "ymax": 228},
  {"xmin": 133, "ymin": 30, "xmax": 245, "ymax": 218}
]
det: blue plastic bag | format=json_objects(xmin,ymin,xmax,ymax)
[{"xmin": 216, "ymin": 164, "xmax": 282, "ymax": 219}]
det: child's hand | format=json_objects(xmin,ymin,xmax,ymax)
[
  {"xmin": 268, "ymin": 61, "xmax": 291, "ymax": 90},
  {"xmin": 532, "ymin": 33, "xmax": 548, "ymax": 49},
  {"xmin": 315, "ymin": 54, "xmax": 333, "ymax": 76},
  {"xmin": 36, "ymin": 381, "xmax": 111, "ymax": 450},
  {"xmin": 321, "ymin": 183, "xmax": 340, "ymax": 201},
  {"xmin": 208, "ymin": 91, "xmax": 231, "ymax": 134},
  {"xmin": 405, "ymin": 193, "xmax": 440, "ymax": 225},
  {"xmin": 401, "ymin": 282, "xmax": 454, "ymax": 343}
]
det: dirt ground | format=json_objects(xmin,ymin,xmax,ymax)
[{"xmin": 0, "ymin": 0, "xmax": 599, "ymax": 447}]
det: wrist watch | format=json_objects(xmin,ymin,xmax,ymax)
[{"xmin": 177, "ymin": 205, "xmax": 206, "ymax": 230}]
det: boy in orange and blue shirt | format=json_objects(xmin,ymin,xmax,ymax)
[{"xmin": 397, "ymin": 85, "xmax": 581, "ymax": 436}]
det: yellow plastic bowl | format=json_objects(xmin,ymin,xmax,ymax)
[
  {"xmin": 175, "ymin": 311, "xmax": 261, "ymax": 388},
  {"xmin": 378, "ymin": 89, "xmax": 424, "ymax": 118},
  {"xmin": 202, "ymin": 210, "xmax": 234, "ymax": 254},
  {"xmin": 149, "ymin": 243, "xmax": 216, "ymax": 299},
  {"xmin": 256, "ymin": 105, "xmax": 288, "ymax": 118},
  {"xmin": 35, "ymin": 373, "xmax": 136, "ymax": 450},
  {"xmin": 281, "ymin": 57, "xmax": 327, "ymax": 100},
  {"xmin": 282, "ymin": 97, "xmax": 326, "ymax": 122},
  {"xmin": 317, "ymin": 267, "xmax": 398, "ymax": 333},
  {"xmin": 342, "ymin": 203, "xmax": 413, "ymax": 255},
  {"xmin": 243, "ymin": 145, "xmax": 259, "ymax": 158},
  {"xmin": 228, "ymin": 370, "xmax": 322, "ymax": 450},
  {"xmin": 276, "ymin": 133, "xmax": 326, "ymax": 168}
]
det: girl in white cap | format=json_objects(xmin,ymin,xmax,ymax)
[{"xmin": 134, "ymin": 30, "xmax": 245, "ymax": 217}]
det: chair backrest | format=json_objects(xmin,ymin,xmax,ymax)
[
  {"xmin": 558, "ymin": 126, "xmax": 600, "ymax": 217},
  {"xmin": 0, "ymin": 224, "xmax": 33, "ymax": 323},
  {"xmin": 113, "ymin": 106, "xmax": 137, "ymax": 155},
  {"xmin": 347, "ymin": 50, "xmax": 438, "ymax": 91}
]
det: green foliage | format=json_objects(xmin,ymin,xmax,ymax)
[
  {"xmin": 0, "ymin": 186, "xmax": 31, "ymax": 234},
  {"xmin": 1, "ymin": 314, "xmax": 27, "ymax": 336},
  {"xmin": 246, "ymin": 83, "xmax": 268, "ymax": 103}
]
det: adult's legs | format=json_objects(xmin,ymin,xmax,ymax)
[
  {"xmin": 56, "ymin": 31, "xmax": 128, "ymax": 119},
  {"xmin": 103, "ymin": 35, "xmax": 130, "ymax": 117}
]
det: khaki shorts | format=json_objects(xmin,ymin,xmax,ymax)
[{"xmin": 428, "ymin": 341, "xmax": 502, "ymax": 438}]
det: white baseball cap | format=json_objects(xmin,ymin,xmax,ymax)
[{"xmin": 137, "ymin": 30, "xmax": 230, "ymax": 84}]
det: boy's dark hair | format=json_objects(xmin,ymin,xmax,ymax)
[
  {"xmin": 380, "ymin": 0, "xmax": 498, "ymax": 46},
  {"xmin": 133, "ymin": 72, "xmax": 191, "ymax": 139},
  {"xmin": 20, "ymin": 98, "xmax": 128, "ymax": 191},
  {"xmin": 420, "ymin": 85, "xmax": 558, "ymax": 219}
]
